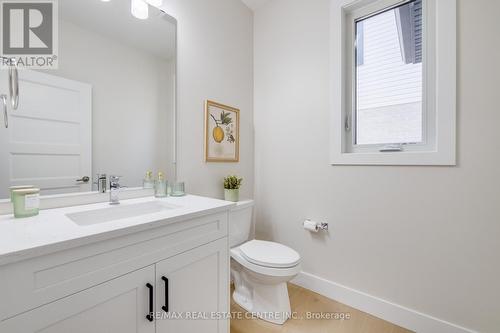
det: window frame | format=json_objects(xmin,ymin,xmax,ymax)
[{"xmin": 330, "ymin": 0, "xmax": 456, "ymax": 166}]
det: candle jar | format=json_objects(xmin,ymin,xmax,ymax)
[
  {"xmin": 9, "ymin": 185, "xmax": 34, "ymax": 202},
  {"xmin": 170, "ymin": 182, "xmax": 185, "ymax": 197},
  {"xmin": 12, "ymin": 188, "xmax": 40, "ymax": 218}
]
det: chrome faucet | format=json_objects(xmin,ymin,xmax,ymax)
[{"xmin": 109, "ymin": 175, "xmax": 122, "ymax": 205}]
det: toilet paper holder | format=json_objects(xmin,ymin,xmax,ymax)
[
  {"xmin": 318, "ymin": 222, "xmax": 329, "ymax": 230},
  {"xmin": 304, "ymin": 219, "xmax": 329, "ymax": 231}
]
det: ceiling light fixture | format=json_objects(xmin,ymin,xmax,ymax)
[
  {"xmin": 144, "ymin": 0, "xmax": 163, "ymax": 7},
  {"xmin": 131, "ymin": 0, "xmax": 148, "ymax": 19},
  {"xmin": 101, "ymin": 0, "xmax": 160, "ymax": 20}
]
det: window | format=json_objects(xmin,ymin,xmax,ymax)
[
  {"xmin": 331, "ymin": 0, "xmax": 456, "ymax": 165},
  {"xmin": 356, "ymin": 0, "xmax": 423, "ymax": 146}
]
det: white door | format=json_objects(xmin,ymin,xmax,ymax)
[
  {"xmin": 0, "ymin": 265, "xmax": 156, "ymax": 333},
  {"xmin": 155, "ymin": 238, "xmax": 229, "ymax": 333},
  {"xmin": 0, "ymin": 69, "xmax": 92, "ymax": 198}
]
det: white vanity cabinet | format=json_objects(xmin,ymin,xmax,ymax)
[
  {"xmin": 155, "ymin": 239, "xmax": 229, "ymax": 333},
  {"xmin": 0, "ymin": 205, "xmax": 231, "ymax": 333},
  {"xmin": 1, "ymin": 265, "xmax": 157, "ymax": 333}
]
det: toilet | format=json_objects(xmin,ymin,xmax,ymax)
[{"xmin": 229, "ymin": 200, "xmax": 301, "ymax": 325}]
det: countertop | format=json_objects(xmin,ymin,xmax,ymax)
[{"xmin": 0, "ymin": 195, "xmax": 235, "ymax": 266}]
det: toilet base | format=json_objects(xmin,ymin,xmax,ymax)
[{"xmin": 231, "ymin": 261, "xmax": 295, "ymax": 325}]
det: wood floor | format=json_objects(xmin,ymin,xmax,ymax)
[{"xmin": 230, "ymin": 283, "xmax": 413, "ymax": 333}]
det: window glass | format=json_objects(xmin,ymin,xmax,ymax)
[{"xmin": 355, "ymin": 0, "xmax": 423, "ymax": 145}]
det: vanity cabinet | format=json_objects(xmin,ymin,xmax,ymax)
[
  {"xmin": 155, "ymin": 239, "xmax": 229, "ymax": 333},
  {"xmin": 0, "ymin": 210, "xmax": 230, "ymax": 333},
  {"xmin": 1, "ymin": 265, "xmax": 156, "ymax": 333}
]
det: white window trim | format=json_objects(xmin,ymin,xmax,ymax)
[{"xmin": 330, "ymin": 0, "xmax": 456, "ymax": 166}]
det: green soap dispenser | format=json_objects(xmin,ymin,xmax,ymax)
[{"xmin": 155, "ymin": 172, "xmax": 168, "ymax": 198}]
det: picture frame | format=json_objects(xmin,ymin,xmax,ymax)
[{"xmin": 204, "ymin": 100, "xmax": 240, "ymax": 162}]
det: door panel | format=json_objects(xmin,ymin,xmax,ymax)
[
  {"xmin": 0, "ymin": 69, "xmax": 92, "ymax": 197},
  {"xmin": 156, "ymin": 238, "xmax": 229, "ymax": 333},
  {"xmin": 0, "ymin": 266, "xmax": 155, "ymax": 333}
]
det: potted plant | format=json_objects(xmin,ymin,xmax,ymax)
[{"xmin": 224, "ymin": 175, "xmax": 242, "ymax": 202}]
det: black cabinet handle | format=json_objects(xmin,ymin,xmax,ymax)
[
  {"xmin": 146, "ymin": 283, "xmax": 154, "ymax": 322},
  {"xmin": 161, "ymin": 276, "xmax": 169, "ymax": 313}
]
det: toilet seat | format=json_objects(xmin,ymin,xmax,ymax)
[
  {"xmin": 235, "ymin": 240, "xmax": 301, "ymax": 268},
  {"xmin": 230, "ymin": 247, "xmax": 301, "ymax": 277}
]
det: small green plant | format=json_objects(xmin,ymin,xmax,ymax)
[{"xmin": 224, "ymin": 175, "xmax": 243, "ymax": 190}]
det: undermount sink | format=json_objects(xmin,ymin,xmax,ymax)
[{"xmin": 66, "ymin": 201, "xmax": 179, "ymax": 226}]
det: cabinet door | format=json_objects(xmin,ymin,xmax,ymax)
[
  {"xmin": 0, "ymin": 265, "xmax": 156, "ymax": 333},
  {"xmin": 155, "ymin": 238, "xmax": 229, "ymax": 333}
]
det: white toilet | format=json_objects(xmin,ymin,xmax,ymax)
[{"xmin": 229, "ymin": 200, "xmax": 301, "ymax": 325}]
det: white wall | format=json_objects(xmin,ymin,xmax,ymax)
[
  {"xmin": 54, "ymin": 20, "xmax": 175, "ymax": 188},
  {"xmin": 160, "ymin": 0, "xmax": 254, "ymax": 199},
  {"xmin": 254, "ymin": 0, "xmax": 500, "ymax": 332}
]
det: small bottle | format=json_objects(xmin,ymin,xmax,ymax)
[
  {"xmin": 143, "ymin": 171, "xmax": 154, "ymax": 189},
  {"xmin": 155, "ymin": 172, "xmax": 168, "ymax": 198}
]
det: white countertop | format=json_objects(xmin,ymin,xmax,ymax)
[{"xmin": 0, "ymin": 195, "xmax": 235, "ymax": 266}]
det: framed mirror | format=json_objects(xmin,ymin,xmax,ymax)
[{"xmin": 0, "ymin": 0, "xmax": 177, "ymax": 199}]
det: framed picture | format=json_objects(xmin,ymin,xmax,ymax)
[{"xmin": 205, "ymin": 100, "xmax": 240, "ymax": 162}]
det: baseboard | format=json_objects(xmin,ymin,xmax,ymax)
[{"xmin": 291, "ymin": 271, "xmax": 477, "ymax": 333}]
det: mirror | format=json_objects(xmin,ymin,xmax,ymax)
[{"xmin": 0, "ymin": 0, "xmax": 176, "ymax": 199}]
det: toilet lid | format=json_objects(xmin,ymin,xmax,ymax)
[{"xmin": 239, "ymin": 240, "xmax": 300, "ymax": 268}]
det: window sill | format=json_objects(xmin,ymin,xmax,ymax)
[{"xmin": 330, "ymin": 150, "xmax": 456, "ymax": 166}]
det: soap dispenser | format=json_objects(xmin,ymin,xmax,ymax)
[
  {"xmin": 143, "ymin": 171, "xmax": 154, "ymax": 189},
  {"xmin": 155, "ymin": 172, "xmax": 168, "ymax": 198}
]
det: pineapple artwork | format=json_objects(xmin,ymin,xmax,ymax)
[{"xmin": 205, "ymin": 100, "xmax": 240, "ymax": 162}]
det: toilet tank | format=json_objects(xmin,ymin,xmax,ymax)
[{"xmin": 229, "ymin": 200, "xmax": 254, "ymax": 248}]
